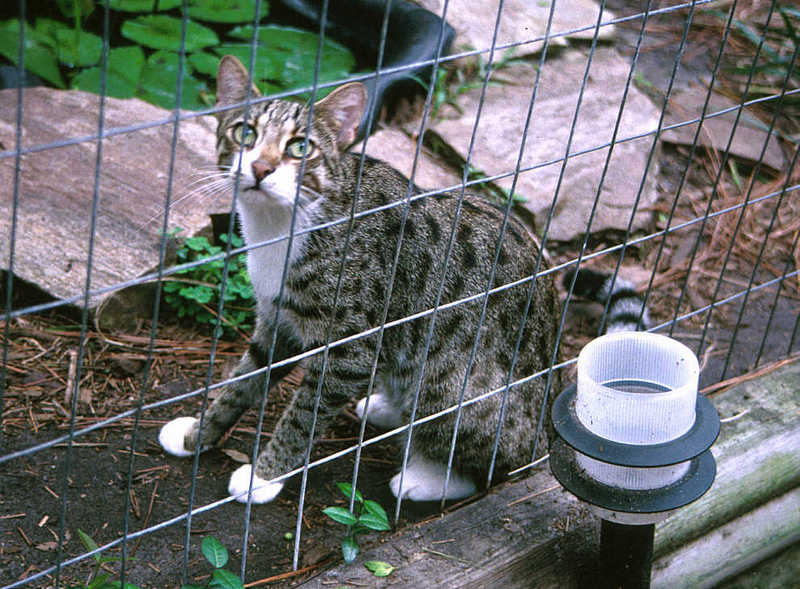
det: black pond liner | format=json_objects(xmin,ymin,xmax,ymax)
[{"xmin": 280, "ymin": 0, "xmax": 455, "ymax": 140}]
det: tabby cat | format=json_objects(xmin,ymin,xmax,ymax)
[{"xmin": 158, "ymin": 55, "xmax": 647, "ymax": 504}]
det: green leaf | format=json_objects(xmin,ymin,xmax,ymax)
[
  {"xmin": 364, "ymin": 560, "xmax": 395, "ymax": 577},
  {"xmin": 122, "ymin": 15, "xmax": 218, "ymax": 52},
  {"xmin": 189, "ymin": 0, "xmax": 265, "ymax": 23},
  {"xmin": 201, "ymin": 535, "xmax": 229, "ymax": 568},
  {"xmin": 218, "ymin": 25, "xmax": 355, "ymax": 93},
  {"xmin": 184, "ymin": 236, "xmax": 212, "ymax": 251},
  {"xmin": 341, "ymin": 535, "xmax": 359, "ymax": 564},
  {"xmin": 322, "ymin": 506, "xmax": 358, "ymax": 527},
  {"xmin": 136, "ymin": 50, "xmax": 209, "ymax": 110},
  {"xmin": 179, "ymin": 285, "xmax": 214, "ymax": 304},
  {"xmin": 356, "ymin": 512, "xmax": 391, "ymax": 532},
  {"xmin": 56, "ymin": 0, "xmax": 95, "ymax": 19},
  {"xmin": 76, "ymin": 528, "xmax": 101, "ymax": 561},
  {"xmin": 187, "ymin": 51, "xmax": 219, "ymax": 76},
  {"xmin": 53, "ymin": 25, "xmax": 103, "ymax": 67},
  {"xmin": 0, "ymin": 19, "xmax": 65, "ymax": 88},
  {"xmin": 71, "ymin": 46, "xmax": 145, "ymax": 99},
  {"xmin": 209, "ymin": 568, "xmax": 244, "ymax": 589},
  {"xmin": 180, "ymin": 585, "xmax": 205, "ymax": 589},
  {"xmin": 336, "ymin": 482, "xmax": 363, "ymax": 503},
  {"xmin": 362, "ymin": 499, "xmax": 388, "ymax": 523},
  {"xmin": 109, "ymin": 0, "xmax": 182, "ymax": 11}
]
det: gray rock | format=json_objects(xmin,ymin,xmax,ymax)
[
  {"xmin": 0, "ymin": 88, "xmax": 223, "ymax": 327},
  {"xmin": 356, "ymin": 127, "xmax": 462, "ymax": 191},
  {"xmin": 414, "ymin": 0, "xmax": 617, "ymax": 56},
  {"xmin": 660, "ymin": 83, "xmax": 786, "ymax": 172},
  {"xmin": 430, "ymin": 47, "xmax": 661, "ymax": 241}
]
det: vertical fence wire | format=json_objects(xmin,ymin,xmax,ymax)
[
  {"xmin": 391, "ymin": 0, "xmax": 511, "ymax": 513},
  {"xmin": 637, "ymin": 0, "xmax": 738, "ymax": 339},
  {"xmin": 0, "ymin": 0, "xmax": 27, "ymax": 443},
  {"xmin": 667, "ymin": 0, "xmax": 781, "ymax": 342},
  {"xmin": 2, "ymin": 0, "xmax": 799, "ymax": 586},
  {"xmin": 701, "ymin": 37, "xmax": 799, "ymax": 380},
  {"xmin": 50, "ymin": 1, "xmax": 112, "ymax": 583},
  {"xmin": 116, "ymin": 0, "xmax": 192, "ymax": 583},
  {"xmin": 345, "ymin": 0, "xmax": 396, "ymax": 522},
  {"xmin": 484, "ymin": 0, "xmax": 559, "ymax": 486}
]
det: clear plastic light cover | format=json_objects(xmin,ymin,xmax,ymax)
[
  {"xmin": 575, "ymin": 332, "xmax": 699, "ymax": 492},
  {"xmin": 576, "ymin": 332, "xmax": 699, "ymax": 445}
]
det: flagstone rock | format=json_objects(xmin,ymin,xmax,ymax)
[
  {"xmin": 0, "ymin": 88, "xmax": 222, "ymax": 325},
  {"xmin": 414, "ymin": 0, "xmax": 617, "ymax": 56},
  {"xmin": 430, "ymin": 47, "xmax": 662, "ymax": 241},
  {"xmin": 660, "ymin": 83, "xmax": 787, "ymax": 172},
  {"xmin": 358, "ymin": 127, "xmax": 462, "ymax": 191}
]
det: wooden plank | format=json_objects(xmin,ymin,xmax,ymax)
[
  {"xmin": 294, "ymin": 356, "xmax": 800, "ymax": 588},
  {"xmin": 653, "ymin": 488, "xmax": 800, "ymax": 588}
]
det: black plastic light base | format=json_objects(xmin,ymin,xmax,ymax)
[
  {"xmin": 550, "ymin": 438, "xmax": 717, "ymax": 514},
  {"xmin": 552, "ymin": 384, "xmax": 720, "ymax": 467}
]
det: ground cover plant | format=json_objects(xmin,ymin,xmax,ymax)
[
  {"xmin": 0, "ymin": 0, "xmax": 356, "ymax": 109},
  {"xmin": 162, "ymin": 230, "xmax": 254, "ymax": 340}
]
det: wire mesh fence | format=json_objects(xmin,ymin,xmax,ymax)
[{"xmin": 1, "ymin": 0, "xmax": 798, "ymax": 587}]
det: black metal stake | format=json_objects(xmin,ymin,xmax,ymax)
[{"xmin": 600, "ymin": 520, "xmax": 655, "ymax": 589}]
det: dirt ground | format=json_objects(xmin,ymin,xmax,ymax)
[{"xmin": 2, "ymin": 1, "xmax": 799, "ymax": 587}]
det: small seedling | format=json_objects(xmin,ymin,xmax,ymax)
[
  {"xmin": 73, "ymin": 528, "xmax": 139, "ymax": 589},
  {"xmin": 180, "ymin": 535, "xmax": 244, "ymax": 589},
  {"xmin": 322, "ymin": 482, "xmax": 391, "ymax": 565},
  {"xmin": 364, "ymin": 560, "xmax": 396, "ymax": 577}
]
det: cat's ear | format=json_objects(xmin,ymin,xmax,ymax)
[
  {"xmin": 216, "ymin": 55, "xmax": 261, "ymax": 111},
  {"xmin": 314, "ymin": 83, "xmax": 367, "ymax": 149}
]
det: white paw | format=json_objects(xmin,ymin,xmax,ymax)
[
  {"xmin": 355, "ymin": 394, "xmax": 403, "ymax": 429},
  {"xmin": 158, "ymin": 417, "xmax": 198, "ymax": 457},
  {"xmin": 228, "ymin": 464, "xmax": 284, "ymax": 504},
  {"xmin": 389, "ymin": 455, "xmax": 477, "ymax": 502}
]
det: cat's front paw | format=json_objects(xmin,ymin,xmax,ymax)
[
  {"xmin": 158, "ymin": 416, "xmax": 198, "ymax": 457},
  {"xmin": 228, "ymin": 464, "xmax": 284, "ymax": 503}
]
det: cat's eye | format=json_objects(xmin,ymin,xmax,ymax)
[
  {"xmin": 231, "ymin": 123, "xmax": 258, "ymax": 148},
  {"xmin": 285, "ymin": 137, "xmax": 315, "ymax": 159}
]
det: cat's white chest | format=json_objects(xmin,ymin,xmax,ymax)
[{"xmin": 236, "ymin": 197, "xmax": 306, "ymax": 307}]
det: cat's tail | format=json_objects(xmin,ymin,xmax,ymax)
[{"xmin": 564, "ymin": 267, "xmax": 650, "ymax": 333}]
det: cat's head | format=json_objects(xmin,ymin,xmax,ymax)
[{"xmin": 214, "ymin": 55, "xmax": 366, "ymax": 208}]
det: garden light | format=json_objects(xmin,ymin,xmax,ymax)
[{"xmin": 550, "ymin": 332, "xmax": 720, "ymax": 588}]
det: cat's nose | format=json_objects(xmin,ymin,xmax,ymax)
[{"xmin": 251, "ymin": 160, "xmax": 274, "ymax": 183}]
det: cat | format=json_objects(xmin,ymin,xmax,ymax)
[{"xmin": 158, "ymin": 55, "xmax": 647, "ymax": 505}]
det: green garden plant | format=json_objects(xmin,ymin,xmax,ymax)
[
  {"xmin": 72, "ymin": 528, "xmax": 139, "ymax": 589},
  {"xmin": 162, "ymin": 230, "xmax": 254, "ymax": 339},
  {"xmin": 0, "ymin": 0, "xmax": 355, "ymax": 110},
  {"xmin": 70, "ymin": 532, "xmax": 243, "ymax": 589},
  {"xmin": 322, "ymin": 482, "xmax": 391, "ymax": 566},
  {"xmin": 180, "ymin": 535, "xmax": 245, "ymax": 589}
]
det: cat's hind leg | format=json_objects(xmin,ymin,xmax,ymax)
[
  {"xmin": 354, "ymin": 393, "xmax": 403, "ymax": 429},
  {"xmin": 389, "ymin": 453, "xmax": 477, "ymax": 502}
]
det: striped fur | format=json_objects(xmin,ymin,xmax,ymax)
[{"xmin": 564, "ymin": 268, "xmax": 650, "ymax": 332}]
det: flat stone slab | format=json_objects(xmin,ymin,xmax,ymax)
[
  {"xmin": 416, "ymin": 0, "xmax": 617, "ymax": 55},
  {"xmin": 661, "ymin": 83, "xmax": 787, "ymax": 172},
  {"xmin": 430, "ymin": 47, "xmax": 661, "ymax": 241},
  {"xmin": 0, "ymin": 88, "xmax": 222, "ymax": 313},
  {"xmin": 358, "ymin": 127, "xmax": 462, "ymax": 191}
]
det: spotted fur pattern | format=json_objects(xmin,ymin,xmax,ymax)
[{"xmin": 160, "ymin": 56, "xmax": 562, "ymax": 503}]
